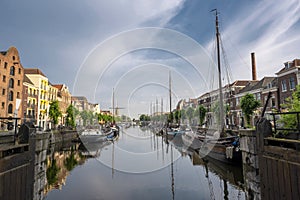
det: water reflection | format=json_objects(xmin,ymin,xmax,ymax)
[{"xmin": 1, "ymin": 126, "xmax": 246, "ymax": 200}]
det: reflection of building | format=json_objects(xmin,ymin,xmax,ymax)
[
  {"xmin": 0, "ymin": 47, "xmax": 24, "ymax": 128},
  {"xmin": 44, "ymin": 143, "xmax": 85, "ymax": 194}
]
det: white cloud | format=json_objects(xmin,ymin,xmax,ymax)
[{"xmin": 207, "ymin": 0, "xmax": 300, "ymax": 81}]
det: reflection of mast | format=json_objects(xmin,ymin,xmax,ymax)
[
  {"xmin": 223, "ymin": 179, "xmax": 229, "ymax": 200},
  {"xmin": 204, "ymin": 162, "xmax": 215, "ymax": 200},
  {"xmin": 112, "ymin": 141, "xmax": 115, "ymax": 178},
  {"xmin": 171, "ymin": 145, "xmax": 175, "ymax": 200}
]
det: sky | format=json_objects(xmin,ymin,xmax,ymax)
[{"xmin": 1, "ymin": 0, "xmax": 300, "ymax": 118}]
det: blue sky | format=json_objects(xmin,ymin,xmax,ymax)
[{"xmin": 2, "ymin": 0, "xmax": 300, "ymax": 117}]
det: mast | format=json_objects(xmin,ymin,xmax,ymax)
[
  {"xmin": 112, "ymin": 88, "xmax": 115, "ymax": 123},
  {"xmin": 169, "ymin": 71, "xmax": 172, "ymax": 121},
  {"xmin": 212, "ymin": 9, "xmax": 224, "ymax": 132}
]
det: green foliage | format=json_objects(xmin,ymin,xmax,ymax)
[
  {"xmin": 194, "ymin": 105, "xmax": 207, "ymax": 125},
  {"xmin": 64, "ymin": 152, "xmax": 78, "ymax": 171},
  {"xmin": 240, "ymin": 93, "xmax": 260, "ymax": 127},
  {"xmin": 66, "ymin": 104, "xmax": 78, "ymax": 128},
  {"xmin": 80, "ymin": 110, "xmax": 93, "ymax": 126},
  {"xmin": 280, "ymin": 85, "xmax": 300, "ymax": 133},
  {"xmin": 46, "ymin": 159, "xmax": 59, "ymax": 185},
  {"xmin": 139, "ymin": 114, "xmax": 151, "ymax": 121},
  {"xmin": 49, "ymin": 100, "xmax": 62, "ymax": 125},
  {"xmin": 174, "ymin": 110, "xmax": 181, "ymax": 124},
  {"xmin": 98, "ymin": 113, "xmax": 113, "ymax": 124},
  {"xmin": 186, "ymin": 107, "xmax": 195, "ymax": 124}
]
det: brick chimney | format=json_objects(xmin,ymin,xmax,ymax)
[{"xmin": 251, "ymin": 52, "xmax": 257, "ymax": 81}]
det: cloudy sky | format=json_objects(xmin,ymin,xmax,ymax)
[{"xmin": 2, "ymin": 0, "xmax": 300, "ymax": 118}]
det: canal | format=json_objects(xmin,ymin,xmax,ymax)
[{"xmin": 1, "ymin": 126, "xmax": 245, "ymax": 200}]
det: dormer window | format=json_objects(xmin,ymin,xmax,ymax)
[{"xmin": 285, "ymin": 62, "xmax": 292, "ymax": 69}]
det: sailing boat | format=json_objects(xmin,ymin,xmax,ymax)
[
  {"xmin": 166, "ymin": 71, "xmax": 184, "ymax": 137},
  {"xmin": 196, "ymin": 9, "xmax": 241, "ymax": 165}
]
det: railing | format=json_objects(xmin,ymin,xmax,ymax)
[
  {"xmin": 0, "ymin": 117, "xmax": 21, "ymax": 144},
  {"xmin": 270, "ymin": 112, "xmax": 300, "ymax": 135}
]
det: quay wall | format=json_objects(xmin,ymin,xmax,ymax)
[{"xmin": 239, "ymin": 129, "xmax": 261, "ymax": 200}]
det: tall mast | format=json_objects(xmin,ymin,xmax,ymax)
[
  {"xmin": 112, "ymin": 88, "xmax": 115, "ymax": 123},
  {"xmin": 212, "ymin": 9, "xmax": 224, "ymax": 131},
  {"xmin": 169, "ymin": 71, "xmax": 172, "ymax": 115}
]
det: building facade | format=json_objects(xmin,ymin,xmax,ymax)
[
  {"xmin": 22, "ymin": 75, "xmax": 39, "ymax": 123},
  {"xmin": 0, "ymin": 46, "xmax": 24, "ymax": 129},
  {"xmin": 53, "ymin": 84, "xmax": 71, "ymax": 125},
  {"xmin": 24, "ymin": 68, "xmax": 50, "ymax": 129},
  {"xmin": 276, "ymin": 59, "xmax": 300, "ymax": 107}
]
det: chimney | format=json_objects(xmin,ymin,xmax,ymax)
[{"xmin": 251, "ymin": 52, "xmax": 257, "ymax": 81}]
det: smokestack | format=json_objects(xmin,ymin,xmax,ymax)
[{"xmin": 251, "ymin": 52, "xmax": 257, "ymax": 81}]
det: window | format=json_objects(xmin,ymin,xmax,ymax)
[
  {"xmin": 9, "ymin": 78, "xmax": 14, "ymax": 88},
  {"xmin": 282, "ymin": 80, "xmax": 287, "ymax": 91},
  {"xmin": 10, "ymin": 66, "xmax": 15, "ymax": 76},
  {"xmin": 8, "ymin": 104, "xmax": 13, "ymax": 114},
  {"xmin": 8, "ymin": 91, "xmax": 13, "ymax": 101},
  {"xmin": 289, "ymin": 77, "xmax": 296, "ymax": 90},
  {"xmin": 17, "ymin": 80, "xmax": 20, "ymax": 86},
  {"xmin": 2, "ymin": 89, "xmax": 5, "ymax": 95},
  {"xmin": 2, "ymin": 75, "xmax": 6, "ymax": 82},
  {"xmin": 256, "ymin": 93, "xmax": 261, "ymax": 101},
  {"xmin": 1, "ymin": 102, "xmax": 4, "ymax": 109},
  {"xmin": 236, "ymin": 97, "xmax": 240, "ymax": 105},
  {"xmin": 4, "ymin": 62, "xmax": 7, "ymax": 69},
  {"xmin": 12, "ymin": 56, "xmax": 15, "ymax": 60},
  {"xmin": 17, "ymin": 92, "xmax": 20, "ymax": 98},
  {"xmin": 18, "ymin": 68, "xmax": 21, "ymax": 74}
]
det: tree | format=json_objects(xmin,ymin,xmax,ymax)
[
  {"xmin": 186, "ymin": 107, "xmax": 194, "ymax": 124},
  {"xmin": 240, "ymin": 93, "xmax": 260, "ymax": 127},
  {"xmin": 66, "ymin": 105, "xmax": 78, "ymax": 128},
  {"xmin": 194, "ymin": 105, "xmax": 207, "ymax": 125},
  {"xmin": 280, "ymin": 85, "xmax": 300, "ymax": 131},
  {"xmin": 174, "ymin": 110, "xmax": 181, "ymax": 124},
  {"xmin": 49, "ymin": 100, "xmax": 62, "ymax": 126},
  {"xmin": 80, "ymin": 110, "xmax": 89, "ymax": 126}
]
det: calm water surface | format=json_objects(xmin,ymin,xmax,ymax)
[{"xmin": 44, "ymin": 126, "xmax": 245, "ymax": 200}]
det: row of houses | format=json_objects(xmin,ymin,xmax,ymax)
[
  {"xmin": 0, "ymin": 46, "xmax": 101, "ymax": 130},
  {"xmin": 178, "ymin": 53, "xmax": 300, "ymax": 128}
]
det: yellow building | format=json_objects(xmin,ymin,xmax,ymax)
[{"xmin": 24, "ymin": 68, "xmax": 50, "ymax": 129}]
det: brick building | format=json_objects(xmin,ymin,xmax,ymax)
[
  {"xmin": 0, "ymin": 47, "xmax": 24, "ymax": 129},
  {"xmin": 53, "ymin": 84, "xmax": 71, "ymax": 125},
  {"xmin": 275, "ymin": 59, "xmax": 300, "ymax": 107}
]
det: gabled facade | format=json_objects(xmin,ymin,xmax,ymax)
[
  {"xmin": 0, "ymin": 46, "xmax": 24, "ymax": 129},
  {"xmin": 24, "ymin": 68, "xmax": 49, "ymax": 129},
  {"xmin": 53, "ymin": 84, "xmax": 71, "ymax": 125},
  {"xmin": 22, "ymin": 75, "xmax": 38, "ymax": 122}
]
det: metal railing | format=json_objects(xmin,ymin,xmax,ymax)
[{"xmin": 269, "ymin": 112, "xmax": 300, "ymax": 137}]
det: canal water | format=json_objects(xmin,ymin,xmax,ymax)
[{"xmin": 43, "ymin": 126, "xmax": 245, "ymax": 200}]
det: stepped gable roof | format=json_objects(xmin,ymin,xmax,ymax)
[
  {"xmin": 23, "ymin": 75, "xmax": 34, "ymax": 85},
  {"xmin": 24, "ymin": 68, "xmax": 47, "ymax": 77}
]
